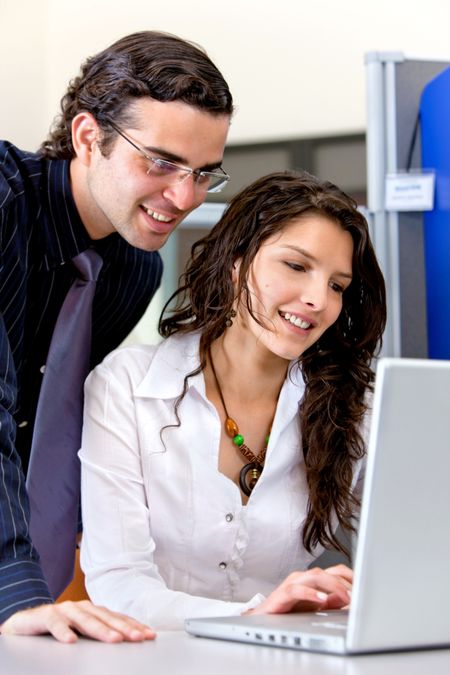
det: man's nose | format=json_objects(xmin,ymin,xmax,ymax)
[{"xmin": 162, "ymin": 175, "xmax": 201, "ymax": 211}]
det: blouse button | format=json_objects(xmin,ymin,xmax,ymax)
[
  {"xmin": 40, "ymin": 365, "xmax": 46, "ymax": 374},
  {"xmin": 218, "ymin": 562, "xmax": 227, "ymax": 570},
  {"xmin": 225, "ymin": 513, "xmax": 234, "ymax": 522},
  {"xmin": 18, "ymin": 420, "xmax": 29, "ymax": 428}
]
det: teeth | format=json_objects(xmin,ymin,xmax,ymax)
[
  {"xmin": 283, "ymin": 312, "xmax": 311, "ymax": 329},
  {"xmin": 143, "ymin": 207, "xmax": 172, "ymax": 223}
]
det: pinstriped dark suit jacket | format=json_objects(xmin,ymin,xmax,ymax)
[{"xmin": 0, "ymin": 141, "xmax": 163, "ymax": 621}]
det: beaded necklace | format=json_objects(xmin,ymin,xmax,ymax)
[{"xmin": 209, "ymin": 350, "xmax": 270, "ymax": 497}]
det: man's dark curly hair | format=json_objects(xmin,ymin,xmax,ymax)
[
  {"xmin": 160, "ymin": 170, "xmax": 387, "ymax": 555},
  {"xmin": 40, "ymin": 31, "xmax": 233, "ymax": 159}
]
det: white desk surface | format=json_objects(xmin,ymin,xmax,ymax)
[{"xmin": 1, "ymin": 631, "xmax": 450, "ymax": 675}]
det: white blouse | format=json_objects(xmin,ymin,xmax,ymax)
[{"xmin": 79, "ymin": 332, "xmax": 364, "ymax": 629}]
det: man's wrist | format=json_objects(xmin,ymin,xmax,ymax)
[{"xmin": 0, "ymin": 558, "xmax": 52, "ymax": 623}]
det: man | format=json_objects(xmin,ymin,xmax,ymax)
[{"xmin": 0, "ymin": 30, "xmax": 232, "ymax": 642}]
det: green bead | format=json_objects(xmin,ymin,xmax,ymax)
[
  {"xmin": 265, "ymin": 435, "xmax": 270, "ymax": 445},
  {"xmin": 233, "ymin": 434, "xmax": 244, "ymax": 446}
]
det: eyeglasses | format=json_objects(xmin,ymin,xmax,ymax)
[{"xmin": 106, "ymin": 119, "xmax": 230, "ymax": 194}]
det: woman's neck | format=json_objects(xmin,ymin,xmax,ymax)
[
  {"xmin": 204, "ymin": 326, "xmax": 290, "ymax": 502},
  {"xmin": 207, "ymin": 328, "xmax": 289, "ymax": 407}
]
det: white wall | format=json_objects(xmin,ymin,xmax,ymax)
[
  {"xmin": 2, "ymin": 0, "xmax": 450, "ymax": 149},
  {"xmin": 2, "ymin": 0, "xmax": 450, "ymax": 344}
]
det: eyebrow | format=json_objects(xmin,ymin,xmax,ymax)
[
  {"xmin": 282, "ymin": 244, "xmax": 353, "ymax": 280},
  {"xmin": 141, "ymin": 144, "xmax": 223, "ymax": 172}
]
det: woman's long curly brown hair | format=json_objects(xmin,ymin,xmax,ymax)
[
  {"xmin": 40, "ymin": 31, "xmax": 233, "ymax": 159},
  {"xmin": 160, "ymin": 171, "xmax": 386, "ymax": 555}
]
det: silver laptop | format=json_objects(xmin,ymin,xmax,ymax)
[{"xmin": 185, "ymin": 357, "xmax": 450, "ymax": 654}]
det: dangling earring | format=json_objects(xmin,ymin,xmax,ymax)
[{"xmin": 225, "ymin": 309, "xmax": 237, "ymax": 327}]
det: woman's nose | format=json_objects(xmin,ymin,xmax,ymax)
[{"xmin": 300, "ymin": 279, "xmax": 328, "ymax": 311}]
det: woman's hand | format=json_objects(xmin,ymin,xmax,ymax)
[{"xmin": 244, "ymin": 564, "xmax": 352, "ymax": 616}]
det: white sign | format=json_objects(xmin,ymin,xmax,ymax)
[{"xmin": 385, "ymin": 172, "xmax": 435, "ymax": 212}]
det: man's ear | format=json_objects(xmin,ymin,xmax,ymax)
[{"xmin": 71, "ymin": 112, "xmax": 100, "ymax": 166}]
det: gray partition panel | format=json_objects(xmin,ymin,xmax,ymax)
[{"xmin": 366, "ymin": 53, "xmax": 449, "ymax": 357}]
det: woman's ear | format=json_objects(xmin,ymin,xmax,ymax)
[
  {"xmin": 232, "ymin": 258, "xmax": 241, "ymax": 285},
  {"xmin": 71, "ymin": 112, "xmax": 100, "ymax": 166}
]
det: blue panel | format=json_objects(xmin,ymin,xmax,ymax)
[{"xmin": 420, "ymin": 66, "xmax": 450, "ymax": 358}]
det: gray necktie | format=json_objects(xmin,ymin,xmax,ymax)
[{"xmin": 26, "ymin": 248, "xmax": 103, "ymax": 599}]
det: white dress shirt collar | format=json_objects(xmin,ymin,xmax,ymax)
[
  {"xmin": 133, "ymin": 330, "xmax": 305, "ymax": 418},
  {"xmin": 134, "ymin": 331, "xmax": 205, "ymax": 400}
]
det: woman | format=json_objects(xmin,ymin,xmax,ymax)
[{"xmin": 79, "ymin": 171, "xmax": 386, "ymax": 629}]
